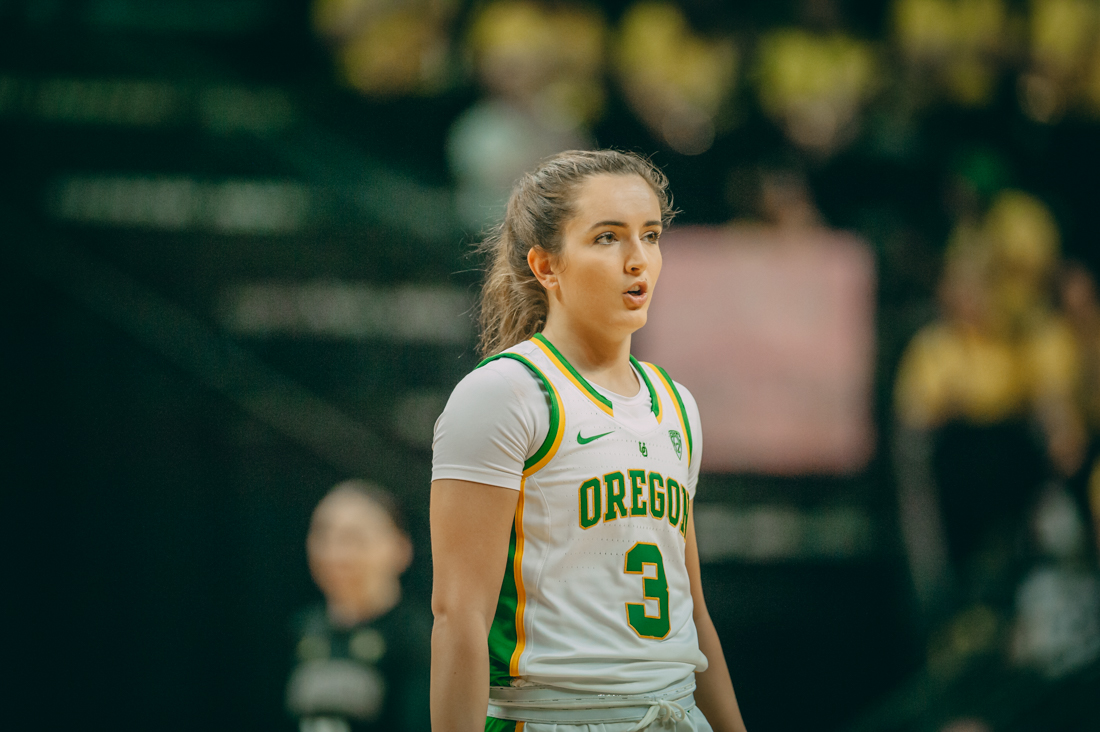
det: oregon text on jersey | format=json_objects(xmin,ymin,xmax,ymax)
[{"xmin": 578, "ymin": 470, "xmax": 689, "ymax": 537}]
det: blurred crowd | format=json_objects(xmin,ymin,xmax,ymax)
[{"xmin": 311, "ymin": 0, "xmax": 1100, "ymax": 227}]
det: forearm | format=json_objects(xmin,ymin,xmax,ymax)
[
  {"xmin": 694, "ymin": 608, "xmax": 747, "ymax": 732},
  {"xmin": 430, "ymin": 612, "xmax": 491, "ymax": 732},
  {"xmin": 430, "ymin": 480, "xmax": 519, "ymax": 732}
]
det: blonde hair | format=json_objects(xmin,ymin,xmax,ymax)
[{"xmin": 476, "ymin": 149, "xmax": 675, "ymax": 358}]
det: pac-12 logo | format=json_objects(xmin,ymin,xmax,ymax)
[{"xmin": 668, "ymin": 430, "xmax": 683, "ymax": 460}]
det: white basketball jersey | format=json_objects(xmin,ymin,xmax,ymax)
[{"xmin": 481, "ymin": 334, "xmax": 707, "ymax": 695}]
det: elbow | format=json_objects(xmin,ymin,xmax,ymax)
[
  {"xmin": 692, "ymin": 595, "xmax": 715, "ymax": 628},
  {"xmin": 432, "ymin": 592, "xmax": 494, "ymax": 639}
]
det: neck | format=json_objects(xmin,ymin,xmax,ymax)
[
  {"xmin": 540, "ymin": 315, "xmax": 638, "ymax": 396},
  {"xmin": 326, "ymin": 576, "xmax": 402, "ymax": 627}
]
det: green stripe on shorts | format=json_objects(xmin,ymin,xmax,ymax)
[{"xmin": 485, "ymin": 717, "xmax": 518, "ymax": 732}]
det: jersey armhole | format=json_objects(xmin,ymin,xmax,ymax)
[{"xmin": 477, "ymin": 352, "xmax": 565, "ymax": 475}]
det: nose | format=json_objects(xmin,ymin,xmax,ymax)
[{"xmin": 624, "ymin": 235, "xmax": 648, "ymax": 275}]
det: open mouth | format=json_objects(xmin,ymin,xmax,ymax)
[{"xmin": 624, "ymin": 281, "xmax": 648, "ymax": 303}]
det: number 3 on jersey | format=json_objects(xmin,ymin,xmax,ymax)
[{"xmin": 623, "ymin": 542, "xmax": 670, "ymax": 639}]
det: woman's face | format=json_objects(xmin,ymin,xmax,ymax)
[
  {"xmin": 549, "ymin": 173, "xmax": 663, "ymax": 340},
  {"xmin": 307, "ymin": 494, "xmax": 409, "ymax": 610}
]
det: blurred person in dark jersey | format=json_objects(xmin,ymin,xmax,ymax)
[{"xmin": 287, "ymin": 481, "xmax": 431, "ymax": 732}]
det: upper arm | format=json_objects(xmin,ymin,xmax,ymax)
[
  {"xmin": 430, "ymin": 479, "xmax": 519, "ymax": 631},
  {"xmin": 432, "ymin": 362, "xmax": 549, "ymax": 489},
  {"xmin": 430, "ymin": 362, "xmax": 549, "ymax": 631}
]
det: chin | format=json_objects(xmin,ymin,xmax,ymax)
[{"xmin": 619, "ymin": 310, "xmax": 648, "ymax": 335}]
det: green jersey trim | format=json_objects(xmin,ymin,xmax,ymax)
[
  {"xmin": 486, "ymin": 518, "xmax": 521, "ymax": 686},
  {"xmin": 531, "ymin": 333, "xmax": 615, "ymax": 415},
  {"xmin": 630, "ymin": 355, "xmax": 662, "ymax": 422},
  {"xmin": 477, "ymin": 352, "xmax": 563, "ymax": 473},
  {"xmin": 649, "ymin": 363, "xmax": 693, "ymax": 463}
]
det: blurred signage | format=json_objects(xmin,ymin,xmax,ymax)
[
  {"xmin": 0, "ymin": 76, "xmax": 294, "ymax": 132},
  {"xmin": 52, "ymin": 175, "xmax": 310, "ymax": 234},
  {"xmin": 635, "ymin": 225, "xmax": 875, "ymax": 475},
  {"xmin": 220, "ymin": 282, "xmax": 473, "ymax": 344}
]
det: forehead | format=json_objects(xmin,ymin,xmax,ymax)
[
  {"xmin": 311, "ymin": 493, "xmax": 390, "ymax": 531},
  {"xmin": 570, "ymin": 174, "xmax": 660, "ymax": 223}
]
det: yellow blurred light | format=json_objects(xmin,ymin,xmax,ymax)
[
  {"xmin": 896, "ymin": 0, "xmax": 1005, "ymax": 58},
  {"xmin": 466, "ymin": 1, "xmax": 607, "ymax": 124},
  {"xmin": 757, "ymin": 31, "xmax": 876, "ymax": 111},
  {"xmin": 313, "ymin": 0, "xmax": 459, "ymax": 98},
  {"xmin": 616, "ymin": 1, "xmax": 737, "ymax": 114},
  {"xmin": 1082, "ymin": 45, "xmax": 1100, "ymax": 111},
  {"xmin": 954, "ymin": 0, "xmax": 1005, "ymax": 49},
  {"xmin": 1030, "ymin": 0, "xmax": 1098, "ymax": 76},
  {"xmin": 985, "ymin": 190, "xmax": 1061, "ymax": 275},
  {"xmin": 895, "ymin": 0, "xmax": 957, "ymax": 59},
  {"xmin": 755, "ymin": 29, "xmax": 877, "ymax": 153},
  {"xmin": 469, "ymin": 1, "xmax": 558, "ymax": 59},
  {"xmin": 339, "ymin": 9, "xmax": 449, "ymax": 96},
  {"xmin": 312, "ymin": 0, "xmax": 373, "ymax": 39},
  {"xmin": 613, "ymin": 2, "xmax": 736, "ymax": 154},
  {"xmin": 894, "ymin": 0, "xmax": 1007, "ymax": 107},
  {"xmin": 945, "ymin": 57, "xmax": 997, "ymax": 106}
]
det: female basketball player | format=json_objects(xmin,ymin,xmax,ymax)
[{"xmin": 431, "ymin": 150, "xmax": 748, "ymax": 732}]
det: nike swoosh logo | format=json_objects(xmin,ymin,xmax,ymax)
[{"xmin": 577, "ymin": 430, "xmax": 613, "ymax": 445}]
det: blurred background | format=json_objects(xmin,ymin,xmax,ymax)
[{"xmin": 4, "ymin": 0, "xmax": 1100, "ymax": 730}]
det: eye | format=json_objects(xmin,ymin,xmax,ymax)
[
  {"xmin": 644, "ymin": 230, "xmax": 661, "ymax": 244},
  {"xmin": 595, "ymin": 231, "xmax": 617, "ymax": 245}
]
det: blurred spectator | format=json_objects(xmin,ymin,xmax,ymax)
[
  {"xmin": 756, "ymin": 27, "xmax": 878, "ymax": 156},
  {"xmin": 613, "ymin": 2, "xmax": 737, "ymax": 156},
  {"xmin": 893, "ymin": 191, "xmax": 1080, "ymax": 625},
  {"xmin": 1019, "ymin": 0, "xmax": 1100, "ymax": 123},
  {"xmin": 1059, "ymin": 262, "xmax": 1100, "ymax": 554},
  {"xmin": 985, "ymin": 193, "xmax": 1085, "ymax": 479},
  {"xmin": 312, "ymin": 0, "xmax": 457, "ymax": 97},
  {"xmin": 756, "ymin": 166, "xmax": 824, "ymax": 231},
  {"xmin": 447, "ymin": 0, "xmax": 604, "ymax": 229},
  {"xmin": 725, "ymin": 160, "xmax": 827, "ymax": 232},
  {"xmin": 1060, "ymin": 263, "xmax": 1100, "ymax": 431},
  {"xmin": 286, "ymin": 481, "xmax": 430, "ymax": 732},
  {"xmin": 726, "ymin": 158, "xmax": 822, "ymax": 230},
  {"xmin": 893, "ymin": 0, "xmax": 1007, "ymax": 108}
]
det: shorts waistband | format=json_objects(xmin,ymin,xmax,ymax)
[{"xmin": 487, "ymin": 679, "xmax": 696, "ymax": 724}]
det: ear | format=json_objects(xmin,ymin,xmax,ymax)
[
  {"xmin": 395, "ymin": 533, "xmax": 413, "ymax": 574},
  {"xmin": 528, "ymin": 247, "xmax": 558, "ymax": 290}
]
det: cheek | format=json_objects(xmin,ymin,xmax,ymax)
[{"xmin": 559, "ymin": 254, "xmax": 609, "ymax": 299}]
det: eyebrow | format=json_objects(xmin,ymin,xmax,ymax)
[{"xmin": 587, "ymin": 220, "xmax": 663, "ymax": 231}]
